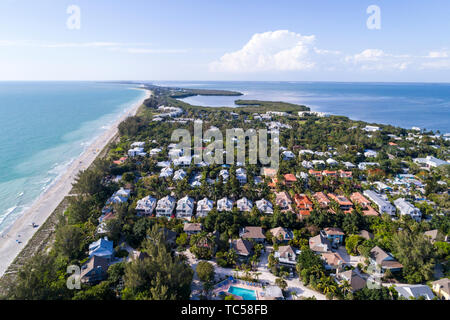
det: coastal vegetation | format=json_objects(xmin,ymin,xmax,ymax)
[{"xmin": 0, "ymin": 84, "xmax": 448, "ymax": 301}]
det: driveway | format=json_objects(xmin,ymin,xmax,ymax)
[{"xmin": 181, "ymin": 246, "xmax": 327, "ymax": 300}]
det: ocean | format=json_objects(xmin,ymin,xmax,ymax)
[
  {"xmin": 156, "ymin": 81, "xmax": 450, "ymax": 134},
  {"xmin": 0, "ymin": 82, "xmax": 146, "ymax": 234}
]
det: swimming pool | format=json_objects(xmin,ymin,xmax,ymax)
[{"xmin": 228, "ymin": 286, "xmax": 257, "ymax": 300}]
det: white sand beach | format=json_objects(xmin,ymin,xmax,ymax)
[{"xmin": 0, "ymin": 88, "xmax": 151, "ymax": 277}]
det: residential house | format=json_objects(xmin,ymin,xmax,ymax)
[
  {"xmin": 156, "ymin": 195, "xmax": 176, "ymax": 218},
  {"xmin": 135, "ymin": 195, "xmax": 157, "ymax": 216},
  {"xmin": 274, "ymin": 245, "xmax": 298, "ymax": 266},
  {"xmin": 176, "ymin": 196, "xmax": 195, "ymax": 219},
  {"xmin": 369, "ymin": 246, "xmax": 403, "ymax": 274},
  {"xmin": 240, "ymin": 226, "xmax": 265, "ymax": 243},
  {"xmin": 231, "ymin": 239, "xmax": 254, "ymax": 257},
  {"xmin": 350, "ymin": 192, "xmax": 379, "ymax": 216},
  {"xmin": 282, "ymin": 150, "xmax": 295, "ymax": 160},
  {"xmin": 269, "ymin": 227, "xmax": 294, "ymax": 242},
  {"xmin": 294, "ymin": 194, "xmax": 313, "ymax": 218},
  {"xmin": 364, "ymin": 149, "xmax": 378, "ymax": 158},
  {"xmin": 236, "ymin": 197, "xmax": 253, "ymax": 212},
  {"xmin": 217, "ymin": 197, "xmax": 233, "ymax": 212},
  {"xmin": 236, "ymin": 168, "xmax": 247, "ymax": 184},
  {"xmin": 173, "ymin": 169, "xmax": 187, "ymax": 181},
  {"xmin": 363, "ymin": 190, "xmax": 396, "ymax": 216},
  {"xmin": 432, "ymin": 278, "xmax": 450, "ymax": 300},
  {"xmin": 128, "ymin": 147, "xmax": 146, "ymax": 157},
  {"xmin": 219, "ymin": 169, "xmax": 229, "ymax": 182},
  {"xmin": 321, "ymin": 252, "xmax": 346, "ymax": 270},
  {"xmin": 160, "ymin": 166, "xmax": 174, "ymax": 178},
  {"xmin": 395, "ymin": 285, "xmax": 435, "ymax": 300},
  {"xmin": 327, "ymin": 194, "xmax": 353, "ymax": 212},
  {"xmin": 309, "ymin": 234, "xmax": 331, "ymax": 253},
  {"xmin": 183, "ymin": 223, "xmax": 202, "ymax": 236},
  {"xmin": 89, "ymin": 237, "xmax": 114, "ymax": 260},
  {"xmin": 394, "ymin": 198, "xmax": 422, "ymax": 221},
  {"xmin": 321, "ymin": 227, "xmax": 345, "ymax": 246},
  {"xmin": 255, "ymin": 198, "xmax": 274, "ymax": 214},
  {"xmin": 80, "ymin": 256, "xmax": 110, "ymax": 284},
  {"xmin": 336, "ymin": 269, "xmax": 366, "ymax": 292},
  {"xmin": 274, "ymin": 191, "xmax": 293, "ymax": 212},
  {"xmin": 424, "ymin": 229, "xmax": 447, "ymax": 244},
  {"xmin": 313, "ymin": 192, "xmax": 331, "ymax": 208},
  {"xmin": 283, "ymin": 174, "xmax": 297, "ymax": 187},
  {"xmin": 196, "ymin": 197, "xmax": 213, "ymax": 217},
  {"xmin": 413, "ymin": 156, "xmax": 448, "ymax": 168},
  {"xmin": 262, "ymin": 167, "xmax": 277, "ymax": 178}
]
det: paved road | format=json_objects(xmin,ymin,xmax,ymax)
[{"xmin": 181, "ymin": 247, "xmax": 327, "ymax": 300}]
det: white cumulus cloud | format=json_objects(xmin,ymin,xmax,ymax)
[{"xmin": 209, "ymin": 30, "xmax": 319, "ymax": 72}]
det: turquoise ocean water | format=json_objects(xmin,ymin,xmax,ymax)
[
  {"xmin": 156, "ymin": 81, "xmax": 450, "ymax": 134},
  {"xmin": 0, "ymin": 82, "xmax": 145, "ymax": 234}
]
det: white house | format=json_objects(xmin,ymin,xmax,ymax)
[
  {"xmin": 363, "ymin": 190, "xmax": 396, "ymax": 215},
  {"xmin": 363, "ymin": 125, "xmax": 380, "ymax": 132},
  {"xmin": 160, "ymin": 166, "xmax": 173, "ymax": 178},
  {"xmin": 196, "ymin": 197, "xmax": 213, "ymax": 217},
  {"xmin": 219, "ymin": 169, "xmax": 229, "ymax": 182},
  {"xmin": 413, "ymin": 156, "xmax": 448, "ymax": 168},
  {"xmin": 364, "ymin": 149, "xmax": 378, "ymax": 158},
  {"xmin": 358, "ymin": 162, "xmax": 379, "ymax": 170},
  {"xmin": 343, "ymin": 161, "xmax": 356, "ymax": 169},
  {"xmin": 173, "ymin": 155, "xmax": 192, "ymax": 167},
  {"xmin": 236, "ymin": 197, "xmax": 253, "ymax": 212},
  {"xmin": 282, "ymin": 151, "xmax": 295, "ymax": 160},
  {"xmin": 173, "ymin": 169, "xmax": 187, "ymax": 181},
  {"xmin": 156, "ymin": 196, "xmax": 176, "ymax": 218},
  {"xmin": 395, "ymin": 285, "xmax": 435, "ymax": 300},
  {"xmin": 176, "ymin": 196, "xmax": 195, "ymax": 219},
  {"xmin": 236, "ymin": 168, "xmax": 247, "ymax": 184},
  {"xmin": 131, "ymin": 142, "xmax": 145, "ymax": 148},
  {"xmin": 135, "ymin": 195, "xmax": 157, "ymax": 216},
  {"xmin": 255, "ymin": 199, "xmax": 274, "ymax": 214},
  {"xmin": 128, "ymin": 147, "xmax": 146, "ymax": 157},
  {"xmin": 217, "ymin": 197, "xmax": 233, "ymax": 212},
  {"xmin": 326, "ymin": 158, "xmax": 338, "ymax": 166},
  {"xmin": 149, "ymin": 148, "xmax": 162, "ymax": 156},
  {"xmin": 394, "ymin": 198, "xmax": 422, "ymax": 221}
]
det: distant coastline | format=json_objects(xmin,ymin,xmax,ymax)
[{"xmin": 0, "ymin": 87, "xmax": 151, "ymax": 277}]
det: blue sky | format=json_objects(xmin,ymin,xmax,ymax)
[{"xmin": 0, "ymin": 0, "xmax": 449, "ymax": 81}]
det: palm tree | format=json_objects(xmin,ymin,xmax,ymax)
[{"xmin": 338, "ymin": 280, "xmax": 352, "ymax": 296}]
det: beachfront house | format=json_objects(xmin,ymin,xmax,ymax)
[
  {"xmin": 217, "ymin": 197, "xmax": 233, "ymax": 212},
  {"xmin": 156, "ymin": 195, "xmax": 176, "ymax": 218},
  {"xmin": 255, "ymin": 198, "xmax": 274, "ymax": 214},
  {"xmin": 80, "ymin": 256, "xmax": 110, "ymax": 284},
  {"xmin": 88, "ymin": 237, "xmax": 114, "ymax": 261},
  {"xmin": 236, "ymin": 197, "xmax": 253, "ymax": 212},
  {"xmin": 196, "ymin": 197, "xmax": 213, "ymax": 217},
  {"xmin": 135, "ymin": 195, "xmax": 157, "ymax": 216},
  {"xmin": 176, "ymin": 196, "xmax": 195, "ymax": 219}
]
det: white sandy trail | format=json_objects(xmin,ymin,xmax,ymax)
[{"xmin": 0, "ymin": 88, "xmax": 151, "ymax": 277}]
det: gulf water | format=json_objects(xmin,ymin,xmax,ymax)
[
  {"xmin": 157, "ymin": 81, "xmax": 450, "ymax": 134},
  {"xmin": 0, "ymin": 82, "xmax": 146, "ymax": 234}
]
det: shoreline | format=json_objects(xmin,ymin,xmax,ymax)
[{"xmin": 0, "ymin": 88, "xmax": 151, "ymax": 277}]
